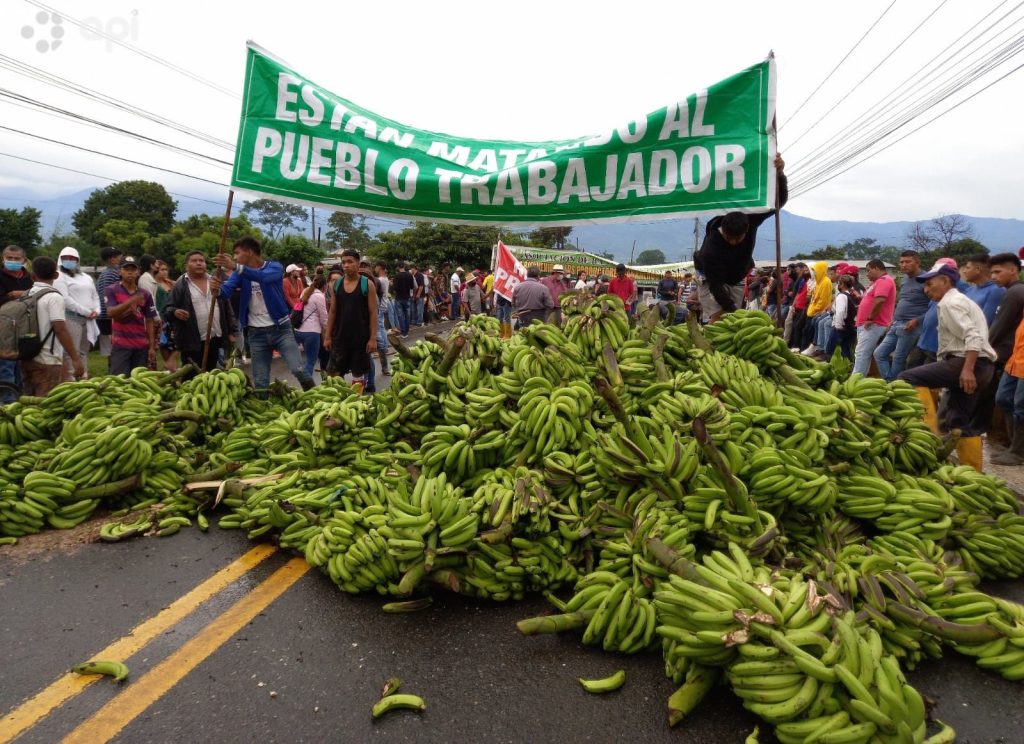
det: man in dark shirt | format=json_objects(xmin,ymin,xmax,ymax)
[
  {"xmin": 392, "ymin": 261, "xmax": 415, "ymax": 338},
  {"xmin": 693, "ymin": 155, "xmax": 788, "ymax": 322},
  {"xmin": 657, "ymin": 271, "xmax": 680, "ymax": 302},
  {"xmin": 979, "ymin": 252, "xmax": 1024, "ymax": 451},
  {"xmin": 0, "ymin": 244, "xmax": 33, "ymax": 402},
  {"xmin": 95, "ymin": 246, "xmax": 123, "ymax": 358}
]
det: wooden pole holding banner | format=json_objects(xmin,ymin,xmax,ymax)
[{"xmin": 201, "ymin": 190, "xmax": 234, "ymax": 369}]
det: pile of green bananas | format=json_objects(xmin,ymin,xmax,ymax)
[{"xmin": 4, "ymin": 305, "xmax": 1024, "ymax": 741}]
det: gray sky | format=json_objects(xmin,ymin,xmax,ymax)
[{"xmin": 1, "ymin": 0, "xmax": 1021, "ymax": 223}]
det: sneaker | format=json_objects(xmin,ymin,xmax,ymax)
[
  {"xmin": 800, "ymin": 345, "xmax": 817, "ymax": 356},
  {"xmin": 401, "ymin": 334, "xmax": 409, "ymax": 339}
]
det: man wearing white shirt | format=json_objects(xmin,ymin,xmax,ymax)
[
  {"xmin": 24, "ymin": 256, "xmax": 84, "ymax": 395},
  {"xmin": 450, "ymin": 267, "xmax": 463, "ymax": 319},
  {"xmin": 54, "ymin": 247, "xmax": 100, "ymax": 380},
  {"xmin": 899, "ymin": 261, "xmax": 996, "ymax": 471}
]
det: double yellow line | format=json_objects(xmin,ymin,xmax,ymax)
[{"xmin": 1, "ymin": 545, "xmax": 310, "ymax": 744}]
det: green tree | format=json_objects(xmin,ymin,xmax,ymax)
[
  {"xmin": 96, "ymin": 219, "xmax": 151, "ymax": 253},
  {"xmin": 0, "ymin": 206, "xmax": 43, "ymax": 255},
  {"xmin": 72, "ymin": 181, "xmax": 176, "ymax": 246},
  {"xmin": 922, "ymin": 237, "xmax": 988, "ymax": 268},
  {"xmin": 324, "ymin": 211, "xmax": 374, "ymax": 253},
  {"xmin": 528, "ymin": 226, "xmax": 572, "ymax": 249},
  {"xmin": 240, "ymin": 199, "xmax": 309, "ymax": 241},
  {"xmin": 838, "ymin": 237, "xmax": 902, "ymax": 266},
  {"xmin": 635, "ymin": 248, "xmax": 667, "ymax": 265},
  {"xmin": 141, "ymin": 213, "xmax": 262, "ymax": 273},
  {"xmin": 264, "ymin": 234, "xmax": 324, "ymax": 270},
  {"xmin": 789, "ymin": 245, "xmax": 846, "ymax": 261},
  {"xmin": 42, "ymin": 233, "xmax": 98, "ymax": 265},
  {"xmin": 373, "ymin": 223, "xmax": 498, "ymax": 271}
]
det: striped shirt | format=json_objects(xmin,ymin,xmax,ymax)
[{"xmin": 104, "ymin": 282, "xmax": 157, "ymax": 349}]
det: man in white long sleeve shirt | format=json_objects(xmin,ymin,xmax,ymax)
[
  {"xmin": 898, "ymin": 261, "xmax": 996, "ymax": 471},
  {"xmin": 53, "ymin": 247, "xmax": 100, "ymax": 380},
  {"xmin": 824, "ymin": 274, "xmax": 856, "ymax": 360}
]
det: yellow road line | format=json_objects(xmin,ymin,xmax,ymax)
[
  {"xmin": 0, "ymin": 543, "xmax": 277, "ymax": 744},
  {"xmin": 61, "ymin": 558, "xmax": 310, "ymax": 744}
]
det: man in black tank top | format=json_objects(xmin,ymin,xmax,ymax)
[{"xmin": 324, "ymin": 249, "xmax": 378, "ymax": 383}]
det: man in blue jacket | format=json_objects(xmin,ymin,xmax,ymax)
[{"xmin": 214, "ymin": 236, "xmax": 314, "ymax": 392}]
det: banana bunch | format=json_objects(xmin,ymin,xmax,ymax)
[
  {"xmin": 689, "ymin": 348, "xmax": 761, "ymax": 391},
  {"xmin": 99, "ymin": 514, "xmax": 154, "ymax": 542},
  {"xmin": 563, "ymin": 295, "xmax": 631, "ymax": 359},
  {"xmin": 717, "ymin": 377, "xmax": 784, "ymax": 412},
  {"xmin": 0, "ymin": 402, "xmax": 53, "ymax": 446},
  {"xmin": 374, "ymin": 373, "xmax": 434, "ymax": 436},
  {"xmin": 951, "ymin": 512, "xmax": 1024, "ymax": 579},
  {"xmin": 870, "ymin": 416, "xmax": 940, "ymax": 474},
  {"xmin": 49, "ymin": 424, "xmax": 153, "ymax": 487},
  {"xmin": 419, "ymin": 424, "xmax": 504, "ymax": 483},
  {"xmin": 592, "ymin": 420, "xmax": 699, "ymax": 494},
  {"xmin": 742, "ymin": 448, "xmax": 837, "ymax": 514},
  {"xmin": 873, "ymin": 476, "xmax": 954, "ymax": 540},
  {"xmin": 727, "ymin": 404, "xmax": 829, "ymax": 464},
  {"xmin": 309, "ymin": 396, "xmax": 373, "ymax": 453},
  {"xmin": 381, "ymin": 473, "xmax": 478, "ymax": 576},
  {"xmin": 649, "ymin": 391, "xmax": 730, "ymax": 444},
  {"xmin": 933, "ymin": 464, "xmax": 1021, "ymax": 516},
  {"xmin": 835, "ymin": 470, "xmax": 898, "ymax": 520},
  {"xmin": 511, "ymin": 377, "xmax": 594, "ymax": 460},
  {"xmin": 461, "ymin": 537, "xmax": 573, "ymax": 601},
  {"xmin": 681, "ymin": 474, "xmax": 778, "ymax": 556},
  {"xmin": 561, "ymin": 572, "xmax": 658, "ymax": 653},
  {"xmin": 594, "ymin": 502, "xmax": 695, "ymax": 588},
  {"xmin": 500, "ymin": 342, "xmax": 588, "ymax": 389},
  {"xmin": 702, "ymin": 310, "xmax": 789, "ymax": 368},
  {"xmin": 456, "ymin": 318, "xmax": 503, "ymax": 361},
  {"xmin": 934, "ymin": 591, "xmax": 1024, "ymax": 680},
  {"xmin": 826, "ymin": 413, "xmax": 874, "ymax": 461},
  {"xmin": 175, "ymin": 367, "xmax": 249, "ymax": 429},
  {"xmin": 833, "ymin": 373, "xmax": 893, "ymax": 417}
]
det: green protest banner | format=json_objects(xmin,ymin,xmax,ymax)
[{"xmin": 232, "ymin": 42, "xmax": 777, "ymax": 226}]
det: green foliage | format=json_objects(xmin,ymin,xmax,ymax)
[
  {"xmin": 96, "ymin": 219, "xmax": 150, "ymax": 253},
  {"xmin": 143, "ymin": 214, "xmax": 262, "ymax": 273},
  {"xmin": 922, "ymin": 237, "xmax": 988, "ymax": 268},
  {"xmin": 528, "ymin": 226, "xmax": 572, "ymax": 249},
  {"xmin": 373, "ymin": 223, "xmax": 499, "ymax": 271},
  {"xmin": 324, "ymin": 211, "xmax": 375, "ymax": 254},
  {"xmin": 72, "ymin": 181, "xmax": 177, "ymax": 246},
  {"xmin": 240, "ymin": 198, "xmax": 309, "ymax": 241},
  {"xmin": 41, "ymin": 233, "xmax": 97, "ymax": 265},
  {"xmin": 264, "ymin": 234, "xmax": 324, "ymax": 270},
  {"xmin": 635, "ymin": 249, "xmax": 667, "ymax": 265},
  {"xmin": 790, "ymin": 245, "xmax": 846, "ymax": 261},
  {"xmin": 0, "ymin": 207, "xmax": 43, "ymax": 256}
]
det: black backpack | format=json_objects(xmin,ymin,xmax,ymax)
[{"xmin": 0, "ymin": 287, "xmax": 60, "ymax": 360}]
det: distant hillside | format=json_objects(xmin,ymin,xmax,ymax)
[{"xmin": 3, "ymin": 184, "xmax": 1020, "ymax": 261}]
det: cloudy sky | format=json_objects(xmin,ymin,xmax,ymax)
[{"xmin": 1, "ymin": 0, "xmax": 1021, "ymax": 223}]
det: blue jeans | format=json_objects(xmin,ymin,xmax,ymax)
[
  {"xmin": 293, "ymin": 330, "xmax": 321, "ymax": 379},
  {"xmin": 0, "ymin": 359, "xmax": 22, "ymax": 402},
  {"xmin": 395, "ymin": 299, "xmax": 411, "ymax": 336},
  {"xmin": 248, "ymin": 321, "xmax": 314, "ymax": 391},
  {"xmin": 495, "ymin": 300, "xmax": 511, "ymax": 324},
  {"xmin": 995, "ymin": 371, "xmax": 1024, "ymax": 420},
  {"xmin": 363, "ymin": 305, "xmax": 389, "ymax": 390},
  {"xmin": 412, "ymin": 297, "xmax": 424, "ymax": 325},
  {"xmin": 874, "ymin": 323, "xmax": 922, "ymax": 381},
  {"xmin": 825, "ymin": 327, "xmax": 855, "ymax": 360},
  {"xmin": 854, "ymin": 324, "xmax": 888, "ymax": 377},
  {"xmin": 451, "ymin": 292, "xmax": 460, "ymax": 320},
  {"xmin": 385, "ymin": 299, "xmax": 398, "ymax": 330},
  {"xmin": 814, "ymin": 312, "xmax": 833, "ymax": 348}
]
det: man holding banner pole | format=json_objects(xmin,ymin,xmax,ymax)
[{"xmin": 694, "ymin": 155, "xmax": 788, "ymax": 323}]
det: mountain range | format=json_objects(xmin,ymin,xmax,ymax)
[{"xmin": 3, "ymin": 184, "xmax": 1021, "ymax": 263}]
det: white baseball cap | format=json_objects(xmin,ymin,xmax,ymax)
[
  {"xmin": 60, "ymin": 247, "xmax": 80, "ymax": 260},
  {"xmin": 286, "ymin": 263, "xmax": 300, "ymax": 273},
  {"xmin": 455, "ymin": 266, "xmax": 465, "ymax": 272}
]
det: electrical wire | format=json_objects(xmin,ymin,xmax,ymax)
[
  {"xmin": 781, "ymin": 0, "xmax": 898, "ymax": 130},
  {"xmin": 790, "ymin": 0, "xmax": 1024, "ymax": 176},
  {"xmin": 787, "ymin": 0, "xmax": 951, "ymax": 150},
  {"xmin": 791, "ymin": 59, "xmax": 1024, "ymax": 197}
]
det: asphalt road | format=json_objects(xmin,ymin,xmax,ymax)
[{"xmin": 1, "ymin": 522, "xmax": 1023, "ymax": 744}]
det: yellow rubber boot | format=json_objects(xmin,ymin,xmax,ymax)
[
  {"xmin": 914, "ymin": 386, "xmax": 940, "ymax": 435},
  {"xmin": 955, "ymin": 436, "xmax": 983, "ymax": 472}
]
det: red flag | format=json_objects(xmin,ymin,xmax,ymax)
[{"xmin": 492, "ymin": 240, "xmax": 527, "ymax": 301}]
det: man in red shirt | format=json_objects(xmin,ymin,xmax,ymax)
[
  {"xmin": 608, "ymin": 264, "xmax": 637, "ymax": 314},
  {"xmin": 853, "ymin": 259, "xmax": 896, "ymax": 376},
  {"xmin": 540, "ymin": 264, "xmax": 569, "ymax": 323}
]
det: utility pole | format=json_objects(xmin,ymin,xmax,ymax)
[
  {"xmin": 629, "ymin": 240, "xmax": 636, "ymax": 265},
  {"xmin": 311, "ymin": 207, "xmax": 316, "ymax": 243},
  {"xmin": 691, "ymin": 217, "xmax": 701, "ymax": 262}
]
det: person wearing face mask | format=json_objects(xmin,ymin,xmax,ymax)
[
  {"xmin": 53, "ymin": 247, "xmax": 100, "ymax": 381},
  {"xmin": 0, "ymin": 244, "xmax": 33, "ymax": 401}
]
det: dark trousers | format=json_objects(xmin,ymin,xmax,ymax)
[
  {"xmin": 825, "ymin": 327, "xmax": 855, "ymax": 361},
  {"xmin": 969, "ymin": 363, "xmax": 1002, "ymax": 435},
  {"xmin": 898, "ymin": 356, "xmax": 994, "ymax": 436},
  {"xmin": 180, "ymin": 343, "xmax": 223, "ymax": 373},
  {"xmin": 790, "ymin": 309, "xmax": 807, "ymax": 349},
  {"xmin": 109, "ymin": 347, "xmax": 148, "ymax": 376}
]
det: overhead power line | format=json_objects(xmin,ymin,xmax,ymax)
[
  {"xmin": 787, "ymin": 0, "xmax": 951, "ymax": 150},
  {"xmin": 781, "ymin": 0, "xmax": 898, "ymax": 131},
  {"xmin": 22, "ymin": 0, "xmax": 239, "ymax": 99}
]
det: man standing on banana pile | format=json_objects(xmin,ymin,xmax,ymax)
[
  {"xmin": 897, "ymin": 261, "xmax": 997, "ymax": 471},
  {"xmin": 693, "ymin": 154, "xmax": 787, "ymax": 323},
  {"xmin": 215, "ymin": 237, "xmax": 315, "ymax": 393}
]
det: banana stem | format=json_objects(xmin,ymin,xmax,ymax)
[
  {"xmin": 426, "ymin": 333, "xmax": 467, "ymax": 395},
  {"xmin": 388, "ymin": 332, "xmax": 416, "ymax": 360},
  {"xmin": 160, "ymin": 364, "xmax": 197, "ymax": 386},
  {"xmin": 692, "ymin": 417, "xmax": 761, "ymax": 526},
  {"xmin": 516, "ymin": 610, "xmax": 595, "ymax": 635},
  {"xmin": 667, "ymin": 666, "xmax": 720, "ymax": 727},
  {"xmin": 601, "ymin": 346, "xmax": 623, "ymax": 387},
  {"xmin": 184, "ymin": 462, "xmax": 242, "ymax": 483},
  {"xmin": 638, "ymin": 305, "xmax": 659, "ymax": 342},
  {"xmin": 775, "ymin": 363, "xmax": 811, "ymax": 389},
  {"xmin": 645, "ymin": 538, "xmax": 703, "ymax": 583},
  {"xmin": 77, "ymin": 474, "xmax": 140, "ymax": 500},
  {"xmin": 686, "ymin": 313, "xmax": 713, "ymax": 351},
  {"xmin": 651, "ymin": 332, "xmax": 670, "ymax": 382}
]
